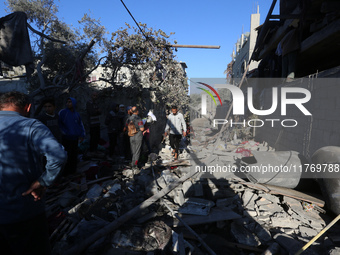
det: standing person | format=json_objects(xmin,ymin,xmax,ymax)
[
  {"xmin": 86, "ymin": 92, "xmax": 101, "ymax": 151},
  {"xmin": 125, "ymin": 106, "xmax": 144, "ymax": 169},
  {"xmin": 37, "ymin": 97, "xmax": 62, "ymax": 143},
  {"xmin": 122, "ymin": 106, "xmax": 133, "ymax": 160},
  {"xmin": 0, "ymin": 91, "xmax": 67, "ymax": 255},
  {"xmin": 105, "ymin": 103, "xmax": 122, "ymax": 160},
  {"xmin": 164, "ymin": 105, "xmax": 187, "ymax": 161},
  {"xmin": 117, "ymin": 104, "xmax": 126, "ymax": 158},
  {"xmin": 59, "ymin": 97, "xmax": 85, "ymax": 176}
]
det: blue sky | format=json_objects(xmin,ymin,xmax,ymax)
[{"xmin": 0, "ymin": 0, "xmax": 278, "ymax": 80}]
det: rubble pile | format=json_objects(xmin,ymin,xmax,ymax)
[{"xmin": 45, "ymin": 123, "xmax": 340, "ymax": 255}]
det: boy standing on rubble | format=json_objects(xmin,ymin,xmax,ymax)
[
  {"xmin": 164, "ymin": 105, "xmax": 187, "ymax": 161},
  {"xmin": 0, "ymin": 91, "xmax": 67, "ymax": 255}
]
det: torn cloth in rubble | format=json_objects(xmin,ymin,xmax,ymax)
[{"xmin": 0, "ymin": 12, "xmax": 33, "ymax": 76}]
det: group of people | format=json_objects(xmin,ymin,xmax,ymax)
[
  {"xmin": 0, "ymin": 90, "xmax": 187, "ymax": 254},
  {"xmin": 34, "ymin": 91, "xmax": 153, "ymax": 172}
]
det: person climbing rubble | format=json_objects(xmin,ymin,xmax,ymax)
[{"xmin": 164, "ymin": 105, "xmax": 187, "ymax": 161}]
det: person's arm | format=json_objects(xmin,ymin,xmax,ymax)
[
  {"xmin": 164, "ymin": 117, "xmax": 170, "ymax": 136},
  {"xmin": 22, "ymin": 122, "xmax": 67, "ymax": 200},
  {"xmin": 138, "ymin": 119, "xmax": 145, "ymax": 132},
  {"xmin": 181, "ymin": 114, "xmax": 187, "ymax": 137}
]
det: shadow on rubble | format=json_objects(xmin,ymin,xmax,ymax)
[{"xmin": 47, "ymin": 126, "xmax": 337, "ymax": 255}]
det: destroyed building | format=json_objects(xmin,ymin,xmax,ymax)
[{"xmin": 1, "ymin": 1, "xmax": 340, "ymax": 255}]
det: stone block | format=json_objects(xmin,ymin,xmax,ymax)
[
  {"xmin": 299, "ymin": 226, "xmax": 318, "ymax": 238},
  {"xmin": 231, "ymin": 222, "xmax": 261, "ymax": 247},
  {"xmin": 242, "ymin": 190, "xmax": 258, "ymax": 210}
]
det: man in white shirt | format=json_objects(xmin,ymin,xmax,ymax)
[{"xmin": 164, "ymin": 105, "xmax": 186, "ymax": 161}]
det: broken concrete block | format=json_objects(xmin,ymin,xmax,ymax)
[
  {"xmin": 178, "ymin": 198, "xmax": 214, "ymax": 216},
  {"xmin": 169, "ymin": 188, "xmax": 185, "ymax": 206},
  {"xmin": 216, "ymin": 196, "xmax": 238, "ymax": 207},
  {"xmin": 231, "ymin": 222, "xmax": 261, "ymax": 247},
  {"xmin": 271, "ymin": 216, "xmax": 301, "ymax": 229},
  {"xmin": 172, "ymin": 207, "xmax": 241, "ymax": 227},
  {"xmin": 299, "ymin": 226, "xmax": 318, "ymax": 238},
  {"xmin": 182, "ymin": 180, "xmax": 193, "ymax": 197},
  {"xmin": 245, "ymin": 210, "xmax": 258, "ymax": 217},
  {"xmin": 256, "ymin": 215, "xmax": 271, "ymax": 223},
  {"xmin": 284, "ymin": 196, "xmax": 304, "ymax": 213},
  {"xmin": 328, "ymin": 247, "xmax": 340, "ymax": 255},
  {"xmin": 254, "ymin": 224, "xmax": 272, "ymax": 243},
  {"xmin": 105, "ymin": 183, "xmax": 121, "ymax": 196},
  {"xmin": 256, "ymin": 197, "xmax": 272, "ymax": 206},
  {"xmin": 274, "ymin": 233, "xmax": 318, "ymax": 255},
  {"xmin": 85, "ymin": 184, "xmax": 103, "ymax": 202},
  {"xmin": 242, "ymin": 189, "xmax": 258, "ymax": 209},
  {"xmin": 122, "ymin": 169, "xmax": 134, "ymax": 178},
  {"xmin": 258, "ymin": 193, "xmax": 280, "ymax": 204},
  {"xmin": 258, "ymin": 203, "xmax": 282, "ymax": 214},
  {"xmin": 162, "ymin": 170, "xmax": 179, "ymax": 185}
]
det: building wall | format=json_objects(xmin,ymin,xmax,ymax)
[
  {"xmin": 255, "ymin": 68, "xmax": 340, "ymax": 159},
  {"xmin": 232, "ymin": 10, "xmax": 260, "ymax": 80},
  {"xmin": 0, "ymin": 79, "xmax": 28, "ymax": 94}
]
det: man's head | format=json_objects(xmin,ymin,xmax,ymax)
[
  {"xmin": 0, "ymin": 91, "xmax": 31, "ymax": 116},
  {"xmin": 42, "ymin": 98, "xmax": 56, "ymax": 115},
  {"xmin": 119, "ymin": 104, "xmax": 125, "ymax": 112},
  {"xmin": 131, "ymin": 106, "xmax": 139, "ymax": 115},
  {"xmin": 66, "ymin": 98, "xmax": 74, "ymax": 111},
  {"xmin": 171, "ymin": 105, "xmax": 178, "ymax": 115},
  {"xmin": 127, "ymin": 106, "xmax": 132, "ymax": 115}
]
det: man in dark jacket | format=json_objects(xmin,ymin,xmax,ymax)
[
  {"xmin": 59, "ymin": 97, "xmax": 85, "ymax": 175},
  {"xmin": 105, "ymin": 103, "xmax": 123, "ymax": 159},
  {"xmin": 37, "ymin": 97, "xmax": 62, "ymax": 143},
  {"xmin": 0, "ymin": 91, "xmax": 67, "ymax": 255}
]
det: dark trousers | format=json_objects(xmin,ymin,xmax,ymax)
[
  {"xmin": 108, "ymin": 132, "xmax": 118, "ymax": 156},
  {"xmin": 62, "ymin": 137, "xmax": 78, "ymax": 176},
  {"xmin": 89, "ymin": 125, "xmax": 100, "ymax": 151},
  {"xmin": 0, "ymin": 213, "xmax": 50, "ymax": 255},
  {"xmin": 124, "ymin": 134, "xmax": 131, "ymax": 160},
  {"xmin": 169, "ymin": 134, "xmax": 182, "ymax": 154}
]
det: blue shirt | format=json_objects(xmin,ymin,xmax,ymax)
[
  {"xmin": 0, "ymin": 111, "xmax": 67, "ymax": 224},
  {"xmin": 59, "ymin": 97, "xmax": 85, "ymax": 140}
]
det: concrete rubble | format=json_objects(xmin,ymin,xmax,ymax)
[{"xmin": 45, "ymin": 121, "xmax": 340, "ymax": 255}]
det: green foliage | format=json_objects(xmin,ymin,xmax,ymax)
[{"xmin": 103, "ymin": 23, "xmax": 188, "ymax": 109}]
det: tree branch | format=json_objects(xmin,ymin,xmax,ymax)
[{"xmin": 27, "ymin": 23, "xmax": 67, "ymax": 44}]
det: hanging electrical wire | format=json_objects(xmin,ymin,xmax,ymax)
[{"xmin": 120, "ymin": 0, "xmax": 168, "ymax": 80}]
